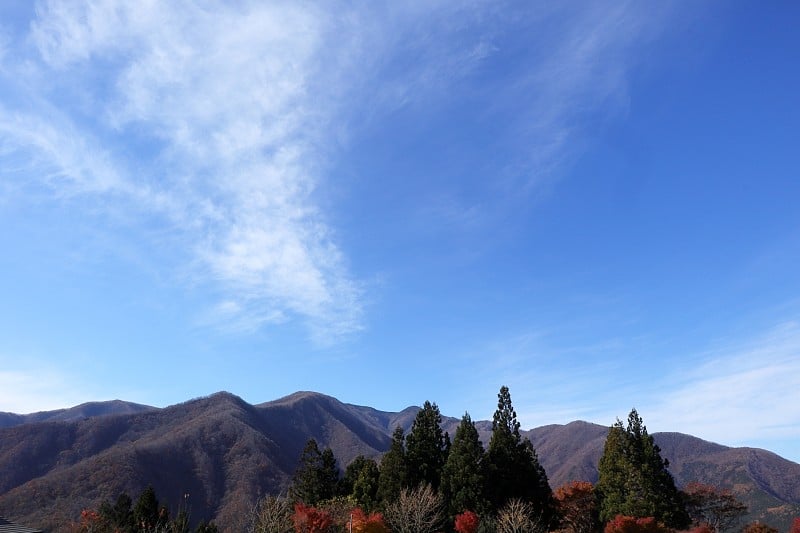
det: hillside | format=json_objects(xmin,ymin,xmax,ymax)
[
  {"xmin": 0, "ymin": 391, "xmax": 798, "ymax": 531},
  {"xmin": 0, "ymin": 400, "xmax": 156, "ymax": 428}
]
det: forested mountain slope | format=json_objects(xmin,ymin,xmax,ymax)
[{"xmin": 0, "ymin": 391, "xmax": 797, "ymax": 531}]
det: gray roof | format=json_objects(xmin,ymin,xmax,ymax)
[{"xmin": 0, "ymin": 517, "xmax": 44, "ymax": 533}]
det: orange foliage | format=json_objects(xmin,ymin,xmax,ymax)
[
  {"xmin": 454, "ymin": 510, "xmax": 480, "ymax": 533},
  {"xmin": 604, "ymin": 515, "xmax": 672, "ymax": 533},
  {"xmin": 790, "ymin": 518, "xmax": 800, "ymax": 533},
  {"xmin": 351, "ymin": 507, "xmax": 390, "ymax": 533},
  {"xmin": 293, "ymin": 502, "xmax": 334, "ymax": 533},
  {"xmin": 683, "ymin": 524, "xmax": 714, "ymax": 533},
  {"xmin": 555, "ymin": 481, "xmax": 597, "ymax": 533},
  {"xmin": 68, "ymin": 509, "xmax": 107, "ymax": 533},
  {"xmin": 741, "ymin": 523, "xmax": 778, "ymax": 533}
]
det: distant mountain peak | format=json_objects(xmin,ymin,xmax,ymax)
[{"xmin": 1, "ymin": 390, "xmax": 798, "ymax": 532}]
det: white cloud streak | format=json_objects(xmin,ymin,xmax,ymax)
[
  {"xmin": 0, "ymin": 366, "xmax": 88, "ymax": 413},
  {"xmin": 648, "ymin": 322, "xmax": 800, "ymax": 448},
  {"xmin": 2, "ymin": 0, "xmax": 366, "ymax": 342},
  {"xmin": 0, "ymin": 1, "xmax": 686, "ymax": 343}
]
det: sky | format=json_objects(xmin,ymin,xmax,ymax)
[{"xmin": 0, "ymin": 1, "xmax": 799, "ymax": 464}]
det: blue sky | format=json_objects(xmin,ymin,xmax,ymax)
[{"xmin": 1, "ymin": 1, "xmax": 799, "ymax": 464}]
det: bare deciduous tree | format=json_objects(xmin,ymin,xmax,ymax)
[
  {"xmin": 384, "ymin": 484, "xmax": 443, "ymax": 533},
  {"xmin": 250, "ymin": 495, "xmax": 294, "ymax": 533},
  {"xmin": 496, "ymin": 499, "xmax": 547, "ymax": 533}
]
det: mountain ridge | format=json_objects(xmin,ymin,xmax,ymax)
[{"xmin": 0, "ymin": 391, "xmax": 797, "ymax": 531}]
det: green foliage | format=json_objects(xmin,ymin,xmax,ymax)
[
  {"xmin": 99, "ymin": 492, "xmax": 135, "ymax": 532},
  {"xmin": 291, "ymin": 439, "xmax": 341, "ymax": 505},
  {"xmin": 441, "ymin": 413, "xmax": 486, "ymax": 517},
  {"xmin": 377, "ymin": 426, "xmax": 407, "ymax": 507},
  {"xmin": 596, "ymin": 409, "xmax": 689, "ymax": 529},
  {"xmin": 134, "ymin": 485, "xmax": 169, "ymax": 531},
  {"xmin": 343, "ymin": 456, "xmax": 381, "ymax": 512},
  {"xmin": 485, "ymin": 386, "xmax": 553, "ymax": 521},
  {"xmin": 405, "ymin": 401, "xmax": 450, "ymax": 491}
]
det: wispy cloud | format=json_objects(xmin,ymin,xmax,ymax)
[
  {"xmin": 0, "ymin": 1, "xmax": 368, "ymax": 342},
  {"xmin": 0, "ymin": 364, "xmax": 89, "ymax": 413},
  {"xmin": 647, "ymin": 321, "xmax": 800, "ymax": 448},
  {"xmin": 0, "ymin": 1, "xmax": 687, "ymax": 343}
]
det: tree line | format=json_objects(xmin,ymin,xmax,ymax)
[
  {"xmin": 70, "ymin": 385, "xmax": 794, "ymax": 533},
  {"xmin": 69, "ymin": 485, "xmax": 219, "ymax": 532},
  {"xmin": 275, "ymin": 386, "xmax": 779, "ymax": 533}
]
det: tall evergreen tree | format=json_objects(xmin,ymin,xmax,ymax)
[
  {"xmin": 290, "ymin": 439, "xmax": 341, "ymax": 505},
  {"xmin": 596, "ymin": 409, "xmax": 689, "ymax": 529},
  {"xmin": 100, "ymin": 492, "xmax": 135, "ymax": 532},
  {"xmin": 377, "ymin": 426, "xmax": 407, "ymax": 506},
  {"xmin": 319, "ymin": 448, "xmax": 340, "ymax": 501},
  {"xmin": 485, "ymin": 386, "xmax": 553, "ymax": 520},
  {"xmin": 441, "ymin": 413, "xmax": 486, "ymax": 517},
  {"xmin": 134, "ymin": 485, "xmax": 168, "ymax": 531},
  {"xmin": 343, "ymin": 455, "xmax": 381, "ymax": 511},
  {"xmin": 405, "ymin": 401, "xmax": 450, "ymax": 490}
]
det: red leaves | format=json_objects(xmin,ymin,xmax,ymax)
[
  {"xmin": 292, "ymin": 503, "xmax": 389, "ymax": 533},
  {"xmin": 604, "ymin": 515, "xmax": 672, "ymax": 533},
  {"xmin": 555, "ymin": 481, "xmax": 597, "ymax": 533},
  {"xmin": 351, "ymin": 507, "xmax": 390, "ymax": 533},
  {"xmin": 454, "ymin": 510, "xmax": 480, "ymax": 533},
  {"xmin": 293, "ymin": 502, "xmax": 334, "ymax": 533}
]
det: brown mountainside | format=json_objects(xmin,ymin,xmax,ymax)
[
  {"xmin": 0, "ymin": 400, "xmax": 156, "ymax": 429},
  {"xmin": 0, "ymin": 391, "xmax": 798, "ymax": 531}
]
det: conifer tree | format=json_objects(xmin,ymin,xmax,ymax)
[
  {"xmin": 441, "ymin": 412, "xmax": 487, "ymax": 517},
  {"xmin": 377, "ymin": 426, "xmax": 407, "ymax": 506},
  {"xmin": 290, "ymin": 439, "xmax": 341, "ymax": 505},
  {"xmin": 319, "ymin": 448, "xmax": 340, "ymax": 501},
  {"xmin": 343, "ymin": 455, "xmax": 380, "ymax": 511},
  {"xmin": 485, "ymin": 386, "xmax": 553, "ymax": 520},
  {"xmin": 134, "ymin": 485, "xmax": 169, "ymax": 531},
  {"xmin": 405, "ymin": 401, "xmax": 450, "ymax": 490},
  {"xmin": 100, "ymin": 492, "xmax": 135, "ymax": 532},
  {"xmin": 596, "ymin": 409, "xmax": 689, "ymax": 529}
]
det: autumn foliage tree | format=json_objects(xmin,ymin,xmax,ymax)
[
  {"xmin": 791, "ymin": 518, "xmax": 800, "ymax": 533},
  {"xmin": 70, "ymin": 509, "xmax": 107, "ymax": 533},
  {"xmin": 292, "ymin": 503, "xmax": 334, "ymax": 533},
  {"xmin": 350, "ymin": 507, "xmax": 390, "ymax": 533},
  {"xmin": 603, "ymin": 515, "xmax": 672, "ymax": 533},
  {"xmin": 454, "ymin": 510, "xmax": 480, "ymax": 533},
  {"xmin": 740, "ymin": 522, "xmax": 779, "ymax": 533},
  {"xmin": 554, "ymin": 481, "xmax": 598, "ymax": 533},
  {"xmin": 682, "ymin": 482, "xmax": 747, "ymax": 533}
]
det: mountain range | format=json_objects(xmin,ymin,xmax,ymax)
[{"xmin": 1, "ymin": 391, "xmax": 798, "ymax": 532}]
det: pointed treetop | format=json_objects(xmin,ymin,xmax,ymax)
[{"xmin": 493, "ymin": 385, "xmax": 521, "ymax": 439}]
